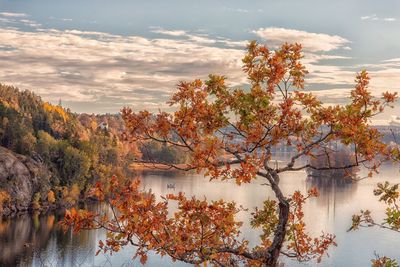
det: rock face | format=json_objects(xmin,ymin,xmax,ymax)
[{"xmin": 0, "ymin": 146, "xmax": 52, "ymax": 215}]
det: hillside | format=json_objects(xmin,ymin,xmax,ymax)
[
  {"xmin": 0, "ymin": 84, "xmax": 193, "ymax": 215},
  {"xmin": 0, "ymin": 84, "xmax": 140, "ymax": 215}
]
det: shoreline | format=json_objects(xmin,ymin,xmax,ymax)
[
  {"xmin": 1, "ymin": 199, "xmax": 96, "ymax": 219},
  {"xmin": 130, "ymin": 162, "xmax": 190, "ymax": 172}
]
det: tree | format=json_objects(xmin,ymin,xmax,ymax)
[
  {"xmin": 32, "ymin": 192, "xmax": 41, "ymax": 210},
  {"xmin": 47, "ymin": 190, "xmax": 56, "ymax": 204},
  {"xmin": 63, "ymin": 41, "xmax": 397, "ymax": 266},
  {"xmin": 59, "ymin": 145, "xmax": 91, "ymax": 186},
  {"xmin": 70, "ymin": 183, "xmax": 81, "ymax": 202},
  {"xmin": 20, "ymin": 131, "xmax": 37, "ymax": 155},
  {"xmin": 36, "ymin": 130, "xmax": 58, "ymax": 162},
  {"xmin": 0, "ymin": 189, "xmax": 10, "ymax": 214},
  {"xmin": 61, "ymin": 183, "xmax": 81, "ymax": 205}
]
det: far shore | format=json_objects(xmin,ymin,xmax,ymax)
[{"xmin": 130, "ymin": 162, "xmax": 190, "ymax": 172}]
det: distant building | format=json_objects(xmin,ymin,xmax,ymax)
[{"xmin": 98, "ymin": 122, "xmax": 109, "ymax": 130}]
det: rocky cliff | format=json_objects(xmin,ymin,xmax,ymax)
[{"xmin": 0, "ymin": 146, "xmax": 52, "ymax": 215}]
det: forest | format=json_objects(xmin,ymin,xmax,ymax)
[{"xmin": 0, "ymin": 84, "xmax": 185, "ymax": 214}]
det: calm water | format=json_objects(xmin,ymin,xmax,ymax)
[{"xmin": 1, "ymin": 164, "xmax": 400, "ymax": 266}]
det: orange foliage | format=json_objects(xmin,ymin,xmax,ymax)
[
  {"xmin": 47, "ymin": 190, "xmax": 56, "ymax": 204},
  {"xmin": 63, "ymin": 41, "xmax": 397, "ymax": 266},
  {"xmin": 0, "ymin": 190, "xmax": 10, "ymax": 213}
]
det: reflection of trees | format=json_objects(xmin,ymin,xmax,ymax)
[
  {"xmin": 0, "ymin": 213, "xmax": 52, "ymax": 266},
  {"xmin": 139, "ymin": 169, "xmax": 184, "ymax": 177},
  {"xmin": 305, "ymin": 147, "xmax": 360, "ymax": 222},
  {"xmin": 305, "ymin": 148, "xmax": 359, "ymax": 218},
  {"xmin": 306, "ymin": 175, "xmax": 357, "ymax": 204},
  {"xmin": 0, "ymin": 207, "xmax": 102, "ymax": 267},
  {"xmin": 304, "ymin": 175, "xmax": 358, "ymax": 239}
]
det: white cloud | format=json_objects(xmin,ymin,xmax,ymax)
[
  {"xmin": 187, "ymin": 34, "xmax": 217, "ymax": 44},
  {"xmin": 308, "ymin": 88, "xmax": 352, "ymax": 103},
  {"xmin": 361, "ymin": 14, "xmax": 378, "ymax": 20},
  {"xmin": 0, "ymin": 12, "xmax": 27, "ymax": 18},
  {"xmin": 369, "ymin": 68, "xmax": 400, "ymax": 91},
  {"xmin": 361, "ymin": 14, "xmax": 397, "ymax": 22},
  {"xmin": 0, "ymin": 17, "xmax": 398, "ymax": 113},
  {"xmin": 150, "ymin": 28, "xmax": 187, "ymax": 37},
  {"xmin": 383, "ymin": 17, "xmax": 396, "ymax": 22},
  {"xmin": 0, "ymin": 17, "xmax": 13, "ymax": 24},
  {"xmin": 151, "ymin": 28, "xmax": 243, "ymax": 46},
  {"xmin": 252, "ymin": 27, "xmax": 350, "ymax": 52},
  {"xmin": 20, "ymin": 19, "xmax": 41, "ymax": 28},
  {"xmin": 235, "ymin": 8, "xmax": 249, "ymax": 13},
  {"xmin": 383, "ymin": 58, "xmax": 400, "ymax": 64},
  {"xmin": 222, "ymin": 6, "xmax": 262, "ymax": 14},
  {"xmin": 0, "ymin": 26, "xmax": 246, "ymax": 112}
]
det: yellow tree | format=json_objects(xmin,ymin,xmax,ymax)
[{"xmin": 63, "ymin": 41, "xmax": 397, "ymax": 266}]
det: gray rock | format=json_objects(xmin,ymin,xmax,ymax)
[{"xmin": 0, "ymin": 146, "xmax": 52, "ymax": 214}]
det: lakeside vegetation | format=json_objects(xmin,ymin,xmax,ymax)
[{"xmin": 0, "ymin": 84, "xmax": 187, "ymax": 215}]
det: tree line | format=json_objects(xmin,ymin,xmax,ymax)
[{"xmin": 0, "ymin": 84, "xmax": 186, "ymax": 211}]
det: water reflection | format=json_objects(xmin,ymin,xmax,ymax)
[
  {"xmin": 1, "ymin": 166, "xmax": 400, "ymax": 266},
  {"xmin": 0, "ymin": 207, "xmax": 116, "ymax": 267},
  {"xmin": 0, "ymin": 214, "xmax": 40, "ymax": 266},
  {"xmin": 306, "ymin": 175, "xmax": 357, "ymax": 207},
  {"xmin": 0, "ymin": 212, "xmax": 60, "ymax": 266}
]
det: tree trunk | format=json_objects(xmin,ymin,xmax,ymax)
[
  {"xmin": 266, "ymin": 200, "xmax": 290, "ymax": 266},
  {"xmin": 264, "ymin": 170, "xmax": 290, "ymax": 267}
]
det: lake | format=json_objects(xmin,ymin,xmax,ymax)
[{"xmin": 1, "ymin": 163, "xmax": 400, "ymax": 266}]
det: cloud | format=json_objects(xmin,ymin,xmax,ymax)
[
  {"xmin": 150, "ymin": 28, "xmax": 244, "ymax": 46},
  {"xmin": 0, "ymin": 25, "xmax": 247, "ymax": 112},
  {"xmin": 361, "ymin": 14, "xmax": 397, "ymax": 22},
  {"xmin": 0, "ymin": 12, "xmax": 27, "ymax": 18},
  {"xmin": 361, "ymin": 14, "xmax": 378, "ymax": 21},
  {"xmin": 308, "ymin": 88, "xmax": 352, "ymax": 103},
  {"xmin": 235, "ymin": 8, "xmax": 249, "ymax": 13},
  {"xmin": 222, "ymin": 6, "xmax": 263, "ymax": 14},
  {"xmin": 0, "ymin": 17, "xmax": 398, "ymax": 114},
  {"xmin": 150, "ymin": 28, "xmax": 187, "ymax": 37},
  {"xmin": 252, "ymin": 27, "xmax": 350, "ymax": 52},
  {"xmin": 369, "ymin": 68, "xmax": 400, "ymax": 91},
  {"xmin": 20, "ymin": 19, "xmax": 41, "ymax": 27},
  {"xmin": 383, "ymin": 58, "xmax": 400, "ymax": 64},
  {"xmin": 383, "ymin": 17, "xmax": 397, "ymax": 22}
]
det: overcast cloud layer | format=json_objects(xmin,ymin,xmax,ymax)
[{"xmin": 0, "ymin": 1, "xmax": 399, "ymax": 116}]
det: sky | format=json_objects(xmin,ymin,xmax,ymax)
[{"xmin": 0, "ymin": 0, "xmax": 399, "ymax": 118}]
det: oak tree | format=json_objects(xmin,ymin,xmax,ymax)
[{"xmin": 63, "ymin": 41, "xmax": 397, "ymax": 266}]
